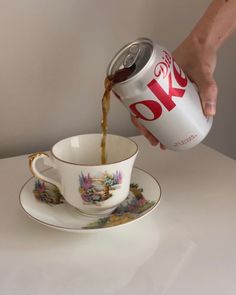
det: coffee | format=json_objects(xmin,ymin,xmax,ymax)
[{"xmin": 101, "ymin": 65, "xmax": 136, "ymax": 164}]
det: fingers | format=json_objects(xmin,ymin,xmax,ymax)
[
  {"xmin": 131, "ymin": 115, "xmax": 160, "ymax": 146},
  {"xmin": 192, "ymin": 69, "xmax": 218, "ymax": 116}
]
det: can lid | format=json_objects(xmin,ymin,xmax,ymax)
[{"xmin": 107, "ymin": 38, "xmax": 153, "ymax": 83}]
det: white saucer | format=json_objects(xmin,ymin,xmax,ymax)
[{"xmin": 19, "ymin": 167, "xmax": 161, "ymax": 233}]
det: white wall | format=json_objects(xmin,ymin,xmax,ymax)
[{"xmin": 0, "ymin": 0, "xmax": 235, "ymax": 159}]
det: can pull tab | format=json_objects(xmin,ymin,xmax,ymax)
[{"xmin": 123, "ymin": 44, "xmax": 140, "ymax": 68}]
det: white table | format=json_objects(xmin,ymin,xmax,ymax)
[{"xmin": 1, "ymin": 136, "xmax": 236, "ymax": 295}]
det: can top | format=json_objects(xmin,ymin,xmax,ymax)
[{"xmin": 107, "ymin": 38, "xmax": 153, "ymax": 83}]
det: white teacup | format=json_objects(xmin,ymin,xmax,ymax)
[{"xmin": 29, "ymin": 134, "xmax": 138, "ymax": 215}]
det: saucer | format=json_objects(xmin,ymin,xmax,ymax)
[{"xmin": 19, "ymin": 167, "xmax": 161, "ymax": 233}]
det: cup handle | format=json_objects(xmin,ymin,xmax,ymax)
[{"xmin": 28, "ymin": 152, "xmax": 62, "ymax": 192}]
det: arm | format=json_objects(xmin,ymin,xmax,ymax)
[
  {"xmin": 133, "ymin": 0, "xmax": 236, "ymax": 146},
  {"xmin": 173, "ymin": 0, "xmax": 236, "ymax": 116},
  {"xmin": 190, "ymin": 0, "xmax": 236, "ymax": 50}
]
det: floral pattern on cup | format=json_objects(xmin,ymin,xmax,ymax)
[{"xmin": 79, "ymin": 171, "xmax": 122, "ymax": 205}]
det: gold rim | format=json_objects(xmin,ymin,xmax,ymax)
[
  {"xmin": 19, "ymin": 167, "xmax": 162, "ymax": 232},
  {"xmin": 51, "ymin": 134, "xmax": 139, "ymax": 166}
]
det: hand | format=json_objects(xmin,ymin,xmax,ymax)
[
  {"xmin": 173, "ymin": 36, "xmax": 218, "ymax": 116},
  {"xmin": 131, "ymin": 36, "xmax": 218, "ymax": 147}
]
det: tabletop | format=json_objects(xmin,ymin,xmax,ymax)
[{"xmin": 1, "ymin": 135, "xmax": 236, "ymax": 295}]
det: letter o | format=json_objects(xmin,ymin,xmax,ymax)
[{"xmin": 129, "ymin": 100, "xmax": 162, "ymax": 121}]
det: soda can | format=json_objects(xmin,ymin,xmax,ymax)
[{"xmin": 107, "ymin": 38, "xmax": 213, "ymax": 151}]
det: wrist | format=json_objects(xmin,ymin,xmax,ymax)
[
  {"xmin": 187, "ymin": 0, "xmax": 236, "ymax": 52},
  {"xmin": 186, "ymin": 31, "xmax": 219, "ymax": 53}
]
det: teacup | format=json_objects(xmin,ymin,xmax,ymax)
[{"xmin": 29, "ymin": 134, "xmax": 138, "ymax": 215}]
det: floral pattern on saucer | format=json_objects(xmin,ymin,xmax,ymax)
[
  {"xmin": 33, "ymin": 180, "xmax": 155, "ymax": 229},
  {"xmin": 83, "ymin": 183, "xmax": 155, "ymax": 229},
  {"xmin": 34, "ymin": 180, "xmax": 64, "ymax": 205}
]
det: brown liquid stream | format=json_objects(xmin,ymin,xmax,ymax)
[{"xmin": 101, "ymin": 65, "xmax": 136, "ymax": 164}]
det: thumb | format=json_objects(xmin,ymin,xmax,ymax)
[{"xmin": 193, "ymin": 70, "xmax": 218, "ymax": 116}]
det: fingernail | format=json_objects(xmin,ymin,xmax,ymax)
[
  {"xmin": 204, "ymin": 102, "xmax": 216, "ymax": 116},
  {"xmin": 150, "ymin": 138, "xmax": 159, "ymax": 146},
  {"xmin": 160, "ymin": 144, "xmax": 166, "ymax": 150}
]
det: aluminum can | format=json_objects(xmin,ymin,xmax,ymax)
[{"xmin": 107, "ymin": 38, "xmax": 213, "ymax": 151}]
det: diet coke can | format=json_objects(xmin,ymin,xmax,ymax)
[{"xmin": 107, "ymin": 38, "xmax": 213, "ymax": 151}]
